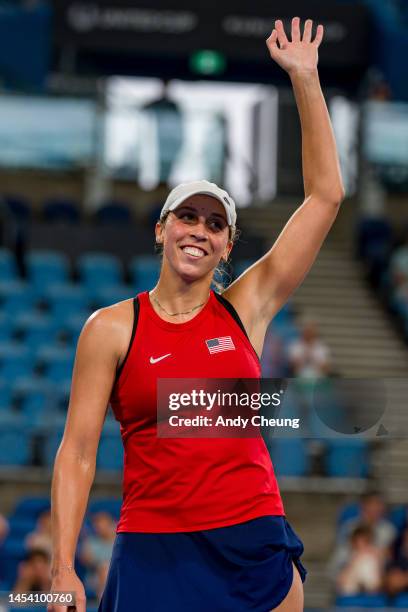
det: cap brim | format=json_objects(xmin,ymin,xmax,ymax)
[{"xmin": 167, "ymin": 190, "xmax": 233, "ymax": 226}]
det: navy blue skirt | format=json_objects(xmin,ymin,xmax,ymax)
[{"xmin": 98, "ymin": 515, "xmax": 307, "ymax": 612}]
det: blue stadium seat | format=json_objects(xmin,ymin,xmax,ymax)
[
  {"xmin": 7, "ymin": 516, "xmax": 36, "ymax": 540},
  {"xmin": 0, "ymin": 311, "xmax": 14, "ymax": 342},
  {"xmin": 336, "ymin": 502, "xmax": 361, "ymax": 529},
  {"xmin": 89, "ymin": 498, "xmax": 122, "ymax": 521},
  {"xmin": 14, "ymin": 312, "xmax": 59, "ymax": 351},
  {"xmin": 26, "ymin": 250, "xmax": 70, "ymax": 294},
  {"xmin": 129, "ymin": 255, "xmax": 160, "ymax": 291},
  {"xmin": 44, "ymin": 283, "xmax": 90, "ymax": 320},
  {"xmin": 325, "ymin": 439, "xmax": 369, "ymax": 478},
  {"xmin": 272, "ymin": 302, "xmax": 294, "ymax": 325},
  {"xmin": 389, "ymin": 505, "xmax": 407, "ymax": 532},
  {"xmin": 0, "ymin": 380, "xmax": 12, "ymax": 408},
  {"xmin": 267, "ymin": 438, "xmax": 309, "ymax": 477},
  {"xmin": 3, "ymin": 194, "xmax": 32, "ymax": 221},
  {"xmin": 95, "ymin": 201, "xmax": 131, "ymax": 225},
  {"xmin": 1, "ymin": 538, "xmax": 29, "ymax": 558},
  {"xmin": 0, "ymin": 342, "xmax": 33, "ymax": 379},
  {"xmin": 232, "ymin": 258, "xmax": 256, "ymax": 279},
  {"xmin": 36, "ymin": 345, "xmax": 75, "ymax": 384},
  {"xmin": 61, "ymin": 313, "xmax": 87, "ymax": 347},
  {"xmin": 271, "ymin": 320, "xmax": 299, "ymax": 344},
  {"xmin": 335, "ymin": 593, "xmax": 388, "ymax": 607},
  {"xmin": 43, "ymin": 197, "xmax": 80, "ymax": 224},
  {"xmin": 0, "ymin": 280, "xmax": 37, "ymax": 316},
  {"xmin": 0, "ymin": 538, "xmax": 27, "ymax": 589},
  {"xmin": 0, "ymin": 247, "xmax": 18, "ymax": 280},
  {"xmin": 12, "ymin": 496, "xmax": 50, "ymax": 520},
  {"xmin": 395, "ymin": 592, "xmax": 408, "ymax": 607},
  {"xmin": 54, "ymin": 378, "xmax": 72, "ymax": 412},
  {"xmin": 97, "ymin": 433, "xmax": 124, "ymax": 471},
  {"xmin": 0, "ymin": 427, "xmax": 30, "ymax": 465},
  {"xmin": 91, "ymin": 284, "xmax": 133, "ymax": 308},
  {"xmin": 0, "ymin": 410, "xmax": 24, "ymax": 427},
  {"xmin": 78, "ymin": 253, "xmax": 123, "ymax": 290},
  {"xmin": 12, "ymin": 377, "xmax": 55, "ymax": 422},
  {"xmin": 356, "ymin": 216, "xmax": 393, "ymax": 260}
]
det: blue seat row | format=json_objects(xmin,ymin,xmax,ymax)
[
  {"xmin": 0, "ymin": 378, "xmax": 71, "ymax": 424},
  {"xmin": 267, "ymin": 438, "xmax": 369, "ymax": 478},
  {"xmin": 0, "ymin": 342, "xmax": 75, "ymax": 382},
  {"xmin": 1, "ymin": 310, "xmax": 88, "ymax": 347},
  {"xmin": 0, "ymin": 279, "xmax": 139, "ymax": 314},
  {"xmin": 0, "ymin": 417, "xmax": 121, "ymax": 468},
  {"xmin": 0, "ymin": 249, "xmax": 161, "ymax": 290},
  {"xmin": 335, "ymin": 592, "xmax": 408, "ymax": 607},
  {"xmin": 2, "ymin": 192, "xmax": 133, "ymax": 227},
  {"xmin": 8, "ymin": 495, "xmax": 121, "ymax": 524}
]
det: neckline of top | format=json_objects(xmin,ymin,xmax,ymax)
[{"xmin": 141, "ymin": 290, "xmax": 214, "ymax": 331}]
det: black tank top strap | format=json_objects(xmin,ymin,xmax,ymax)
[
  {"xmin": 213, "ymin": 291, "xmax": 250, "ymax": 341},
  {"xmin": 115, "ymin": 296, "xmax": 140, "ymax": 381}
]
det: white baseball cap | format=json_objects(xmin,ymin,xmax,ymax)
[{"xmin": 160, "ymin": 180, "xmax": 237, "ymax": 228}]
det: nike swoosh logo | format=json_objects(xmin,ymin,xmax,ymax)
[{"xmin": 150, "ymin": 353, "xmax": 172, "ymax": 364}]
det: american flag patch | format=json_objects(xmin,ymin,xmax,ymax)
[{"xmin": 206, "ymin": 336, "xmax": 235, "ymax": 354}]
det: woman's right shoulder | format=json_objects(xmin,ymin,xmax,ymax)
[{"xmin": 78, "ymin": 298, "xmax": 136, "ymax": 357}]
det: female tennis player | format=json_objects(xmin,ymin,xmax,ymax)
[{"xmin": 48, "ymin": 17, "xmax": 344, "ymax": 612}]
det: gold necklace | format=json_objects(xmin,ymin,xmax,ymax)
[{"xmin": 151, "ymin": 293, "xmax": 208, "ymax": 317}]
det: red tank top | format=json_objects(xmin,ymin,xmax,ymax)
[{"xmin": 110, "ymin": 290, "xmax": 284, "ymax": 532}]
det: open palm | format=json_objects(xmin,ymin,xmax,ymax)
[{"xmin": 266, "ymin": 17, "xmax": 324, "ymax": 75}]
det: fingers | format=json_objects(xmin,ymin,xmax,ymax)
[
  {"xmin": 47, "ymin": 597, "xmax": 85, "ymax": 611},
  {"xmin": 303, "ymin": 19, "xmax": 313, "ymax": 43},
  {"xmin": 269, "ymin": 18, "xmax": 324, "ymax": 48},
  {"xmin": 69, "ymin": 597, "xmax": 86, "ymax": 612},
  {"xmin": 266, "ymin": 29, "xmax": 278, "ymax": 54},
  {"xmin": 314, "ymin": 24, "xmax": 324, "ymax": 47},
  {"xmin": 275, "ymin": 20, "xmax": 288, "ymax": 49},
  {"xmin": 291, "ymin": 16, "xmax": 301, "ymax": 43}
]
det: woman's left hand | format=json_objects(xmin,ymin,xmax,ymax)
[{"xmin": 266, "ymin": 17, "xmax": 323, "ymax": 76}]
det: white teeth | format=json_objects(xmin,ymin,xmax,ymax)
[{"xmin": 182, "ymin": 246, "xmax": 205, "ymax": 258}]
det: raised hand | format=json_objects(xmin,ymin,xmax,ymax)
[{"xmin": 266, "ymin": 17, "xmax": 324, "ymax": 76}]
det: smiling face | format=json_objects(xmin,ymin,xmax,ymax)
[{"xmin": 155, "ymin": 194, "xmax": 233, "ymax": 283}]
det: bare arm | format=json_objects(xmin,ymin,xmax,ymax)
[
  {"xmin": 48, "ymin": 301, "xmax": 132, "ymax": 611},
  {"xmin": 224, "ymin": 17, "xmax": 345, "ymax": 357}
]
